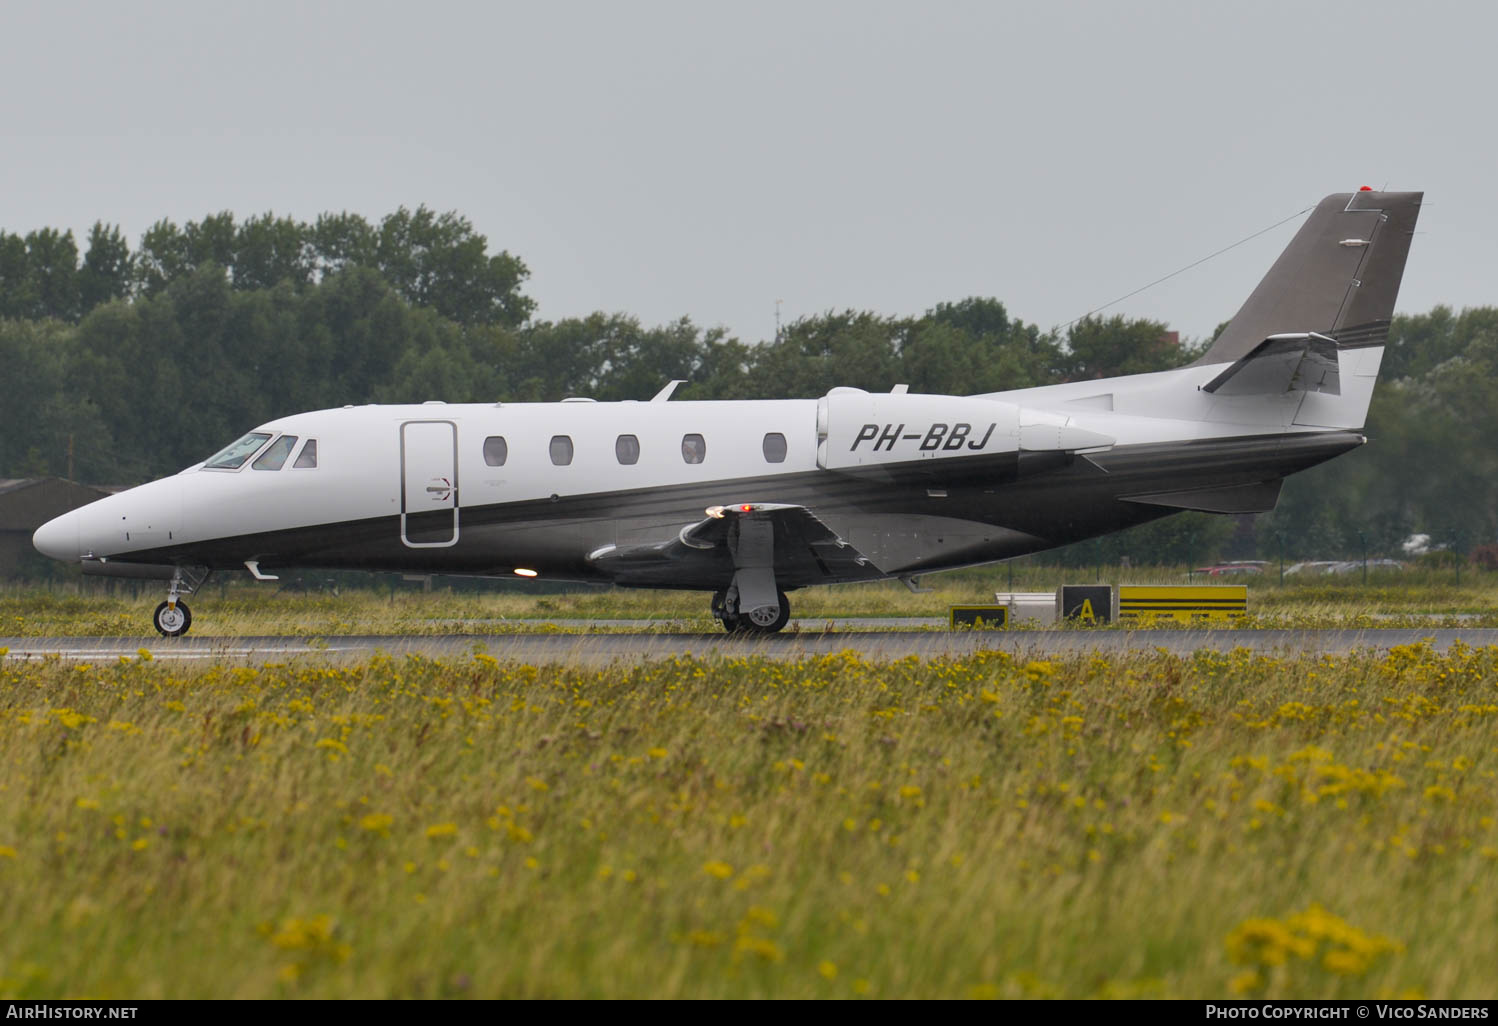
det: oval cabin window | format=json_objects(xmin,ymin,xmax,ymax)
[
  {"xmin": 681, "ymin": 433, "xmax": 706, "ymax": 465},
  {"xmin": 483, "ymin": 436, "xmax": 508, "ymax": 467},
  {"xmin": 762, "ymin": 432, "xmax": 788, "ymax": 463},
  {"xmin": 549, "ymin": 435, "xmax": 574, "ymax": 466},
  {"xmin": 615, "ymin": 434, "xmax": 640, "ymax": 465}
]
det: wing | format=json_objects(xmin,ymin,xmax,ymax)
[{"xmin": 586, "ymin": 502, "xmax": 886, "ymax": 589}]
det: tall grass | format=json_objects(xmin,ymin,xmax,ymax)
[
  {"xmin": 4, "ymin": 568, "xmax": 1498, "ymax": 636},
  {"xmin": 1, "ymin": 644, "xmax": 1494, "ymax": 997}
]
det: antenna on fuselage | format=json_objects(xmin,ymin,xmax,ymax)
[
  {"xmin": 1054, "ymin": 201, "xmax": 1316, "ymax": 333},
  {"xmin": 651, "ymin": 380, "xmax": 686, "ymax": 402}
]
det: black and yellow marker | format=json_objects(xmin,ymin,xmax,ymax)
[
  {"xmin": 1117, "ymin": 585, "xmax": 1247, "ymax": 624},
  {"xmin": 949, "ymin": 605, "xmax": 1009, "ymax": 629},
  {"xmin": 1060, "ymin": 585, "xmax": 1113, "ymax": 623}
]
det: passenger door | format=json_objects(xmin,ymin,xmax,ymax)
[{"xmin": 401, "ymin": 421, "xmax": 459, "ymax": 547}]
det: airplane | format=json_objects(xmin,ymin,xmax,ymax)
[{"xmin": 32, "ymin": 188, "xmax": 1421, "ymax": 637}]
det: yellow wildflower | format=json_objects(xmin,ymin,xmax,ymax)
[{"xmin": 359, "ymin": 813, "xmax": 393, "ymax": 836}]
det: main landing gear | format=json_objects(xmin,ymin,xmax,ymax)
[
  {"xmin": 711, "ymin": 504, "xmax": 792, "ymax": 633},
  {"xmin": 152, "ymin": 567, "xmax": 207, "ymax": 638},
  {"xmin": 713, "ymin": 587, "xmax": 791, "ymax": 634}
]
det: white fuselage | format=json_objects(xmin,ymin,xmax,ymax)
[{"xmin": 31, "ymin": 344, "xmax": 1381, "ymax": 584}]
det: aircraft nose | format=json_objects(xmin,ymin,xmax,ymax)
[{"xmin": 32, "ymin": 511, "xmax": 80, "ymax": 562}]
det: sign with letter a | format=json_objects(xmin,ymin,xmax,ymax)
[{"xmin": 1060, "ymin": 585, "xmax": 1113, "ymax": 623}]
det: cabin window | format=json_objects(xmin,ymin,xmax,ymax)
[
  {"xmin": 615, "ymin": 434, "xmax": 640, "ymax": 465},
  {"xmin": 681, "ymin": 433, "xmax": 706, "ymax": 464},
  {"xmin": 483, "ymin": 436, "xmax": 508, "ymax": 467},
  {"xmin": 252, "ymin": 435, "xmax": 299, "ymax": 471},
  {"xmin": 293, "ymin": 439, "xmax": 318, "ymax": 469},
  {"xmin": 762, "ymin": 432, "xmax": 788, "ymax": 463},
  {"xmin": 549, "ymin": 435, "xmax": 574, "ymax": 466},
  {"xmin": 203, "ymin": 432, "xmax": 272, "ymax": 470}
]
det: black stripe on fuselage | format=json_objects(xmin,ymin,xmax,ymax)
[
  {"xmin": 114, "ymin": 430, "xmax": 1363, "ymax": 589},
  {"xmin": 1330, "ymin": 320, "xmax": 1390, "ymax": 349}
]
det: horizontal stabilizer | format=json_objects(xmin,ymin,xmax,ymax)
[
  {"xmin": 1201, "ymin": 333, "xmax": 1341, "ymax": 396},
  {"xmin": 1121, "ymin": 479, "xmax": 1284, "ymax": 514}
]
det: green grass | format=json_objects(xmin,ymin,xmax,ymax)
[
  {"xmin": 0, "ymin": 644, "xmax": 1495, "ymax": 997},
  {"xmin": 4, "ymin": 566, "xmax": 1498, "ymax": 636}
]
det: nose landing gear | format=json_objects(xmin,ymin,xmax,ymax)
[{"xmin": 152, "ymin": 567, "xmax": 208, "ymax": 638}]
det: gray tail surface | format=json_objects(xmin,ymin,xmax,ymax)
[{"xmin": 1190, "ymin": 190, "xmax": 1423, "ymax": 367}]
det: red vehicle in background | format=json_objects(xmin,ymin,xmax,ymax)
[{"xmin": 1191, "ymin": 562, "xmax": 1266, "ymax": 577}]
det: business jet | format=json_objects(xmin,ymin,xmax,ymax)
[{"xmin": 33, "ymin": 189, "xmax": 1421, "ymax": 637}]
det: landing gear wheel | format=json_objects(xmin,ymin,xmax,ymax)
[
  {"xmin": 743, "ymin": 591, "xmax": 791, "ymax": 633},
  {"xmin": 712, "ymin": 590, "xmax": 741, "ymax": 633},
  {"xmin": 716, "ymin": 590, "xmax": 790, "ymax": 634},
  {"xmin": 153, "ymin": 600, "xmax": 192, "ymax": 638}
]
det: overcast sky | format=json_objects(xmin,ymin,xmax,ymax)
[{"xmin": 2, "ymin": 1, "xmax": 1491, "ymax": 348}]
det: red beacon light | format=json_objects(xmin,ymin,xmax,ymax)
[
  {"xmin": 740, "ymin": 504, "xmax": 754, "ymax": 512},
  {"xmin": 1359, "ymin": 185, "xmax": 1373, "ymax": 191}
]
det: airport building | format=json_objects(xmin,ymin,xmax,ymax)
[{"xmin": 0, "ymin": 478, "xmax": 114, "ymax": 579}]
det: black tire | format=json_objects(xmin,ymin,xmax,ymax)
[
  {"xmin": 712, "ymin": 590, "xmax": 741, "ymax": 633},
  {"xmin": 737, "ymin": 590, "xmax": 790, "ymax": 634},
  {"xmin": 153, "ymin": 600, "xmax": 192, "ymax": 638}
]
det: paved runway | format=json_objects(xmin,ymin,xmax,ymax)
[{"xmin": 5, "ymin": 628, "xmax": 1498, "ymax": 665}]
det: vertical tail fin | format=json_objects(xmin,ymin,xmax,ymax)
[{"xmin": 1191, "ymin": 190, "xmax": 1423, "ymax": 367}]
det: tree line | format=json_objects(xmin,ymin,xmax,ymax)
[
  {"xmin": 0, "ymin": 208, "xmax": 533, "ymax": 327},
  {"xmin": 2, "ymin": 206, "xmax": 1494, "ymax": 570}
]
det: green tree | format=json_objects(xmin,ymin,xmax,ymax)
[
  {"xmin": 905, "ymin": 298, "xmax": 1064, "ymax": 394},
  {"xmin": 0, "ymin": 319, "xmax": 69, "ymax": 472},
  {"xmin": 591, "ymin": 317, "xmax": 718, "ymax": 402},
  {"xmin": 78, "ymin": 222, "xmax": 133, "ymax": 313},
  {"xmin": 233, "ymin": 213, "xmax": 312, "ymax": 291},
  {"xmin": 1050, "ymin": 511, "xmax": 1234, "ymax": 567},
  {"xmin": 23, "ymin": 228, "xmax": 81, "ymax": 321},
  {"xmin": 310, "ymin": 212, "xmax": 377, "ymax": 277},
  {"xmin": 1063, "ymin": 315, "xmax": 1183, "ymax": 380},
  {"xmin": 135, "ymin": 219, "xmax": 191, "ymax": 296},
  {"xmin": 1384, "ymin": 306, "xmax": 1498, "ymax": 382},
  {"xmin": 0, "ymin": 231, "xmax": 37, "ymax": 319},
  {"xmin": 741, "ymin": 311, "xmax": 904, "ymax": 398},
  {"xmin": 375, "ymin": 206, "xmax": 534, "ymax": 327},
  {"xmin": 0, "ymin": 229, "xmax": 85, "ymax": 321}
]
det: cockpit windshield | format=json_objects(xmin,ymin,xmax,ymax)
[
  {"xmin": 203, "ymin": 432, "xmax": 273, "ymax": 470},
  {"xmin": 252, "ymin": 435, "xmax": 298, "ymax": 471}
]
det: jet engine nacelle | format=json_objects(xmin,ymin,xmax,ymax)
[{"xmin": 815, "ymin": 388, "xmax": 1112, "ymax": 470}]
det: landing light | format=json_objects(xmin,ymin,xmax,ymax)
[{"xmin": 514, "ymin": 568, "xmax": 539, "ymax": 578}]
